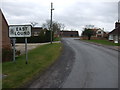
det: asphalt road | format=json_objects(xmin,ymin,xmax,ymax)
[
  {"xmin": 62, "ymin": 38, "xmax": 118, "ymax": 88},
  {"xmin": 26, "ymin": 39, "xmax": 75, "ymax": 88},
  {"xmin": 27, "ymin": 38, "xmax": 118, "ymax": 88}
]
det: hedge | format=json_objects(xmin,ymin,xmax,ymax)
[{"xmin": 15, "ymin": 30, "xmax": 54, "ymax": 43}]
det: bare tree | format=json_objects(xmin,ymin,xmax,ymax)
[
  {"xmin": 42, "ymin": 20, "xmax": 51, "ymax": 30},
  {"xmin": 42, "ymin": 20, "xmax": 65, "ymax": 32},
  {"xmin": 60, "ymin": 23, "xmax": 65, "ymax": 31},
  {"xmin": 30, "ymin": 22, "xmax": 38, "ymax": 27}
]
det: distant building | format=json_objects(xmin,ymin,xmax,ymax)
[
  {"xmin": 81, "ymin": 27, "xmax": 108, "ymax": 40},
  {"xmin": 95, "ymin": 28, "xmax": 107, "ymax": 38},
  {"xmin": 32, "ymin": 27, "xmax": 43, "ymax": 36},
  {"xmin": 60, "ymin": 31, "xmax": 79, "ymax": 37},
  {"xmin": 89, "ymin": 28, "xmax": 107, "ymax": 38},
  {"xmin": 109, "ymin": 21, "xmax": 120, "ymax": 43},
  {"xmin": 31, "ymin": 27, "xmax": 48, "ymax": 37},
  {"xmin": 0, "ymin": 9, "xmax": 11, "ymax": 49}
]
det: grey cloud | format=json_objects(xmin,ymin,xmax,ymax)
[
  {"xmin": 1, "ymin": 1, "xmax": 119, "ymax": 34},
  {"xmin": 54, "ymin": 2, "xmax": 118, "ymax": 32}
]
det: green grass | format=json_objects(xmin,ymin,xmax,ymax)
[
  {"xmin": 83, "ymin": 39, "xmax": 120, "ymax": 46},
  {"xmin": 2, "ymin": 43, "xmax": 62, "ymax": 88}
]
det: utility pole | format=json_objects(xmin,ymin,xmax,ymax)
[{"xmin": 50, "ymin": 2, "xmax": 54, "ymax": 44}]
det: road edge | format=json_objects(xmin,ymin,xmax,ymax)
[{"xmin": 77, "ymin": 39, "xmax": 120, "ymax": 52}]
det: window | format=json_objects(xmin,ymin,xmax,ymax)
[
  {"xmin": 34, "ymin": 32, "xmax": 38, "ymax": 36},
  {"xmin": 98, "ymin": 31, "xmax": 101, "ymax": 34}
]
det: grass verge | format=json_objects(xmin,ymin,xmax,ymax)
[
  {"xmin": 82, "ymin": 39, "xmax": 120, "ymax": 46},
  {"xmin": 2, "ymin": 43, "xmax": 62, "ymax": 88}
]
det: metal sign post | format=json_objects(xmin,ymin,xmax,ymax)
[
  {"xmin": 25, "ymin": 38, "xmax": 28, "ymax": 64},
  {"xmin": 13, "ymin": 38, "xmax": 16, "ymax": 62},
  {"xmin": 9, "ymin": 25, "xmax": 31, "ymax": 64}
]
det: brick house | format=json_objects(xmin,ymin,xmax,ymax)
[
  {"xmin": 60, "ymin": 31, "xmax": 79, "ymax": 37},
  {"xmin": 0, "ymin": 9, "xmax": 11, "ymax": 49},
  {"xmin": 109, "ymin": 21, "xmax": 120, "ymax": 43},
  {"xmin": 0, "ymin": 9, "xmax": 12, "ymax": 62}
]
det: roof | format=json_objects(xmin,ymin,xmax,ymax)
[
  {"xmin": 0, "ymin": 9, "xmax": 8, "ymax": 26},
  {"xmin": 32, "ymin": 27, "xmax": 42, "ymax": 30},
  {"xmin": 60, "ymin": 31, "xmax": 79, "ymax": 37},
  {"xmin": 32, "ymin": 27, "xmax": 43, "ymax": 32},
  {"xmin": 60, "ymin": 31, "xmax": 78, "ymax": 33},
  {"xmin": 109, "ymin": 26, "xmax": 120, "ymax": 35}
]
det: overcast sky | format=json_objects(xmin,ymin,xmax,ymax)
[{"xmin": 1, "ymin": 0, "xmax": 120, "ymax": 35}]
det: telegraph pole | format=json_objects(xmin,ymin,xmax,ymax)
[{"xmin": 50, "ymin": 2, "xmax": 54, "ymax": 44}]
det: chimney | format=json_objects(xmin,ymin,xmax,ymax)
[{"xmin": 115, "ymin": 21, "xmax": 120, "ymax": 28}]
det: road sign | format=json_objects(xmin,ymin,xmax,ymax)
[
  {"xmin": 9, "ymin": 25, "xmax": 31, "ymax": 64},
  {"xmin": 9, "ymin": 25, "xmax": 32, "ymax": 37}
]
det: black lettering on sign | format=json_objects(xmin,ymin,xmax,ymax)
[
  {"xmin": 17, "ymin": 32, "xmax": 20, "ymax": 35},
  {"xmin": 24, "ymin": 31, "xmax": 26, "ymax": 35},
  {"xmin": 21, "ymin": 32, "xmax": 24, "ymax": 35},
  {"xmin": 19, "ymin": 27, "xmax": 22, "ymax": 31},
  {"xmin": 15, "ymin": 32, "xmax": 17, "ymax": 35},
  {"xmin": 27, "ymin": 31, "xmax": 30, "ymax": 35},
  {"xmin": 25, "ymin": 27, "xmax": 28, "ymax": 31},
  {"xmin": 16, "ymin": 27, "xmax": 18, "ymax": 31},
  {"xmin": 22, "ymin": 27, "xmax": 24, "ymax": 31},
  {"xmin": 22, "ymin": 27, "xmax": 26, "ymax": 31}
]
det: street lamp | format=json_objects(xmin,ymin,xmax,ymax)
[{"xmin": 50, "ymin": 2, "xmax": 54, "ymax": 44}]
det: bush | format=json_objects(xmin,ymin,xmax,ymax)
[
  {"xmin": 15, "ymin": 30, "xmax": 54, "ymax": 43},
  {"xmin": 39, "ymin": 30, "xmax": 46, "ymax": 43},
  {"xmin": 2, "ymin": 48, "xmax": 13, "ymax": 62},
  {"xmin": 45, "ymin": 30, "xmax": 51, "ymax": 42}
]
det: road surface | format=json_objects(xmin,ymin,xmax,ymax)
[
  {"xmin": 62, "ymin": 38, "xmax": 118, "ymax": 88},
  {"xmin": 27, "ymin": 38, "xmax": 118, "ymax": 88}
]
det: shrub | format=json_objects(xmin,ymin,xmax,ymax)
[{"xmin": 38, "ymin": 30, "xmax": 46, "ymax": 43}]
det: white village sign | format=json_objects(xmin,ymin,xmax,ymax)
[
  {"xmin": 9, "ymin": 25, "xmax": 31, "ymax": 37},
  {"xmin": 9, "ymin": 25, "xmax": 32, "ymax": 64}
]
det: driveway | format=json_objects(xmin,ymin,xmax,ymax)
[
  {"xmin": 15, "ymin": 41, "xmax": 60, "ymax": 54},
  {"xmin": 27, "ymin": 38, "xmax": 118, "ymax": 88}
]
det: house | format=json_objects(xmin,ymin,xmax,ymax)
[
  {"xmin": 32, "ymin": 27, "xmax": 43, "ymax": 36},
  {"xmin": 90, "ymin": 28, "xmax": 107, "ymax": 38},
  {"xmin": 0, "ymin": 9, "xmax": 11, "ymax": 49},
  {"xmin": 81, "ymin": 27, "xmax": 108, "ymax": 40},
  {"xmin": 60, "ymin": 31, "xmax": 79, "ymax": 37},
  {"xmin": 95, "ymin": 28, "xmax": 107, "ymax": 38},
  {"xmin": 0, "ymin": 9, "xmax": 12, "ymax": 62},
  {"xmin": 109, "ymin": 21, "xmax": 120, "ymax": 43}
]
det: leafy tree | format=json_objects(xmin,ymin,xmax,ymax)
[{"xmin": 82, "ymin": 28, "xmax": 94, "ymax": 40}]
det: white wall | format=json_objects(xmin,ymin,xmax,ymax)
[
  {"xmin": 108, "ymin": 34, "xmax": 113, "ymax": 40},
  {"xmin": 109, "ymin": 34, "xmax": 119, "ymax": 43}
]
